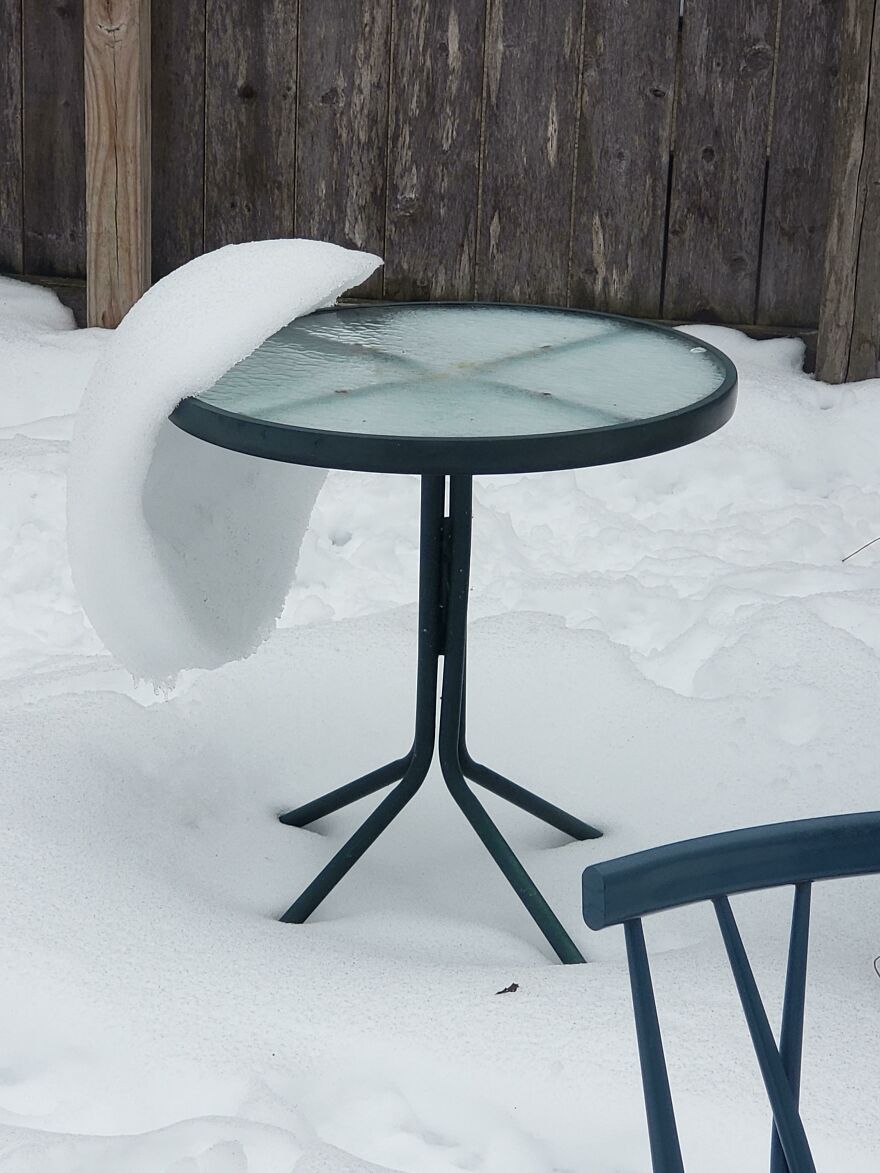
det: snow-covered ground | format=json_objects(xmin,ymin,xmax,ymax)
[{"xmin": 2, "ymin": 276, "xmax": 880, "ymax": 1171}]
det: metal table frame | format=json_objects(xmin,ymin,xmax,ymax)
[
  {"xmin": 278, "ymin": 473, "xmax": 599, "ymax": 964},
  {"xmin": 170, "ymin": 302, "xmax": 738, "ymax": 965}
]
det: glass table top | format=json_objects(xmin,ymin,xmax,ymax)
[
  {"xmin": 174, "ymin": 303, "xmax": 737, "ymax": 475},
  {"xmin": 196, "ymin": 304, "xmax": 730, "ymax": 439}
]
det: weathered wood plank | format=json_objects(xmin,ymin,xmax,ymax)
[
  {"xmin": 295, "ymin": 0, "xmax": 390, "ymax": 298},
  {"xmin": 570, "ymin": 0, "xmax": 678, "ymax": 316},
  {"xmin": 204, "ymin": 0, "xmax": 297, "ymax": 249},
  {"xmin": 757, "ymin": 0, "xmax": 841, "ymax": 327},
  {"xmin": 849, "ymin": 68, "xmax": 880, "ymax": 381},
  {"xmin": 664, "ymin": 0, "xmax": 777, "ymax": 322},
  {"xmin": 85, "ymin": 0, "xmax": 151, "ymax": 327},
  {"xmin": 817, "ymin": 0, "xmax": 880, "ymax": 382},
  {"xmin": 151, "ymin": 0, "xmax": 205, "ymax": 279},
  {"xmin": 22, "ymin": 0, "xmax": 85, "ymax": 277},
  {"xmin": 0, "ymin": 0, "xmax": 23, "ymax": 272},
  {"xmin": 476, "ymin": 0, "xmax": 583, "ymax": 304},
  {"xmin": 384, "ymin": 0, "xmax": 485, "ymax": 301}
]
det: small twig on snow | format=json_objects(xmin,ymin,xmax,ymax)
[{"xmin": 842, "ymin": 536, "xmax": 880, "ymax": 563}]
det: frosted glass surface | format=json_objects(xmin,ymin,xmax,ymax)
[{"xmin": 198, "ymin": 305, "xmax": 727, "ymax": 439}]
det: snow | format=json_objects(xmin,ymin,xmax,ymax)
[
  {"xmin": 2, "ymin": 276, "xmax": 880, "ymax": 1171},
  {"xmin": 66, "ymin": 241, "xmax": 381, "ymax": 684}
]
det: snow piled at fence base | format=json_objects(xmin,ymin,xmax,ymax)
[
  {"xmin": 66, "ymin": 240, "xmax": 381, "ymax": 684},
  {"xmin": 1, "ymin": 280, "xmax": 880, "ymax": 1171}
]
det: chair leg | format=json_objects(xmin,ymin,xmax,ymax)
[
  {"xmin": 770, "ymin": 883, "xmax": 812, "ymax": 1173},
  {"xmin": 714, "ymin": 897, "xmax": 816, "ymax": 1173},
  {"xmin": 624, "ymin": 919, "xmax": 685, "ymax": 1173}
]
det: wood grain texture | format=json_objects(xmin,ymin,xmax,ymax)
[
  {"xmin": 151, "ymin": 0, "xmax": 205, "ymax": 278},
  {"xmin": 757, "ymin": 0, "xmax": 841, "ymax": 327},
  {"xmin": 0, "ymin": 0, "xmax": 22, "ymax": 271},
  {"xmin": 570, "ymin": 0, "xmax": 678, "ymax": 316},
  {"xmin": 85, "ymin": 0, "xmax": 151, "ymax": 327},
  {"xmin": 296, "ymin": 0, "xmax": 390, "ymax": 298},
  {"xmin": 204, "ymin": 0, "xmax": 297, "ymax": 248},
  {"xmin": 7, "ymin": 0, "xmax": 875, "ymax": 355},
  {"xmin": 384, "ymin": 0, "xmax": 485, "ymax": 301},
  {"xmin": 476, "ymin": 0, "xmax": 583, "ymax": 304},
  {"xmin": 848, "ymin": 59, "xmax": 880, "ymax": 381},
  {"xmin": 663, "ymin": 0, "xmax": 777, "ymax": 322},
  {"xmin": 817, "ymin": 0, "xmax": 880, "ymax": 382},
  {"xmin": 22, "ymin": 0, "xmax": 85, "ymax": 276}
]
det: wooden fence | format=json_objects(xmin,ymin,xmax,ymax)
[{"xmin": 0, "ymin": 1, "xmax": 877, "ymax": 380}]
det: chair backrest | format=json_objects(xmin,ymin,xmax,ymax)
[{"xmin": 581, "ymin": 812, "xmax": 880, "ymax": 1173}]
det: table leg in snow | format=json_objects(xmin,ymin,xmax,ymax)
[{"xmin": 278, "ymin": 475, "xmax": 601, "ymax": 965}]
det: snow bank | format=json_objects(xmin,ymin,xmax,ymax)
[
  {"xmin": 5, "ymin": 280, "xmax": 880, "ymax": 1170},
  {"xmin": 0, "ymin": 1118, "xmax": 303, "ymax": 1173},
  {"xmin": 67, "ymin": 241, "xmax": 382, "ymax": 683},
  {"xmin": 0, "ymin": 278, "xmax": 103, "ymax": 437},
  {"xmin": 296, "ymin": 1143, "xmax": 399, "ymax": 1172}
]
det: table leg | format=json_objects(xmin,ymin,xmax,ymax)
[
  {"xmin": 447, "ymin": 484, "xmax": 600, "ymax": 842},
  {"xmin": 437, "ymin": 475, "xmax": 587, "ymax": 965},
  {"xmin": 279, "ymin": 473, "xmax": 598, "ymax": 963},
  {"xmin": 278, "ymin": 476, "xmax": 445, "ymax": 924},
  {"xmin": 458, "ymin": 693, "xmax": 601, "ymax": 841},
  {"xmin": 278, "ymin": 755, "xmax": 413, "ymax": 828}
]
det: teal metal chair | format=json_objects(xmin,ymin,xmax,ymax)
[{"xmin": 582, "ymin": 812, "xmax": 880, "ymax": 1173}]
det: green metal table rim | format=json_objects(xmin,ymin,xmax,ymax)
[{"xmin": 169, "ymin": 302, "xmax": 738, "ymax": 476}]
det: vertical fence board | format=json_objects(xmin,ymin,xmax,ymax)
[
  {"xmin": 295, "ymin": 0, "xmax": 390, "ymax": 298},
  {"xmin": 849, "ymin": 133, "xmax": 880, "ymax": 380},
  {"xmin": 384, "ymin": 0, "xmax": 485, "ymax": 301},
  {"xmin": 848, "ymin": 5, "xmax": 880, "ymax": 384},
  {"xmin": 570, "ymin": 0, "xmax": 678, "ymax": 316},
  {"xmin": 22, "ymin": 0, "xmax": 85, "ymax": 276},
  {"xmin": 0, "ymin": 0, "xmax": 22, "ymax": 272},
  {"xmin": 848, "ymin": 72, "xmax": 880, "ymax": 382},
  {"xmin": 85, "ymin": 0, "xmax": 151, "ymax": 328},
  {"xmin": 817, "ymin": 0, "xmax": 880, "ymax": 383},
  {"xmin": 664, "ymin": 0, "xmax": 776, "ymax": 322},
  {"xmin": 476, "ymin": 0, "xmax": 583, "ymax": 304},
  {"xmin": 758, "ymin": 0, "xmax": 841, "ymax": 327},
  {"xmin": 204, "ymin": 0, "xmax": 297, "ymax": 249},
  {"xmin": 152, "ymin": 0, "xmax": 205, "ymax": 279}
]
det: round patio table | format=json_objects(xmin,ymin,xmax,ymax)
[{"xmin": 171, "ymin": 302, "xmax": 737, "ymax": 963}]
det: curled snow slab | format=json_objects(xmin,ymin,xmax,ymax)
[{"xmin": 67, "ymin": 240, "xmax": 382, "ymax": 684}]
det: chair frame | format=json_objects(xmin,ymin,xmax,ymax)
[{"xmin": 582, "ymin": 812, "xmax": 880, "ymax": 1173}]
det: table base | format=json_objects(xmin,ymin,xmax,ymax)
[{"xmin": 278, "ymin": 475, "xmax": 602, "ymax": 964}]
